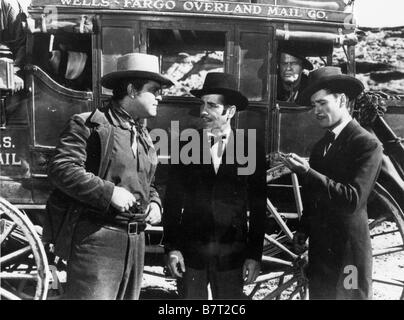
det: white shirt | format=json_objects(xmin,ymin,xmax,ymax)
[
  {"xmin": 324, "ymin": 116, "xmax": 352, "ymax": 156},
  {"xmin": 331, "ymin": 115, "xmax": 352, "ymax": 140},
  {"xmin": 207, "ymin": 127, "xmax": 231, "ymax": 174}
]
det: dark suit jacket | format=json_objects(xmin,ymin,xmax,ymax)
[
  {"xmin": 299, "ymin": 119, "xmax": 383, "ymax": 299},
  {"xmin": 163, "ymin": 129, "xmax": 266, "ymax": 271}
]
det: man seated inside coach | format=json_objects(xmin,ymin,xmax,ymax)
[{"xmin": 277, "ymin": 50, "xmax": 313, "ymax": 103}]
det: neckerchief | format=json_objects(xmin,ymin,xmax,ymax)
[{"xmin": 108, "ymin": 101, "xmax": 155, "ymax": 166}]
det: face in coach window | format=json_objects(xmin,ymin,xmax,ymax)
[{"xmin": 279, "ymin": 53, "xmax": 304, "ymax": 86}]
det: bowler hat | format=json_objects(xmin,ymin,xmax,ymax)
[
  {"xmin": 190, "ymin": 72, "xmax": 248, "ymax": 110},
  {"xmin": 101, "ymin": 53, "xmax": 173, "ymax": 89},
  {"xmin": 298, "ymin": 66, "xmax": 364, "ymax": 106}
]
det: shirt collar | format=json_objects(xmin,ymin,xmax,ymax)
[
  {"xmin": 331, "ymin": 116, "xmax": 352, "ymax": 140},
  {"xmin": 108, "ymin": 101, "xmax": 142, "ymax": 130},
  {"xmin": 206, "ymin": 126, "xmax": 232, "ymax": 141}
]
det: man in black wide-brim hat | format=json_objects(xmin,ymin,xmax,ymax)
[
  {"xmin": 163, "ymin": 72, "xmax": 266, "ymax": 299},
  {"xmin": 282, "ymin": 66, "xmax": 383, "ymax": 299}
]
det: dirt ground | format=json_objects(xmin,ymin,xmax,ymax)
[{"xmin": 140, "ymin": 224, "xmax": 404, "ymax": 300}]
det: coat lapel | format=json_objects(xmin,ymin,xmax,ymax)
[
  {"xmin": 216, "ymin": 129, "xmax": 238, "ymax": 177},
  {"xmin": 198, "ymin": 130, "xmax": 217, "ymax": 177},
  {"xmin": 323, "ymin": 119, "xmax": 357, "ymax": 162}
]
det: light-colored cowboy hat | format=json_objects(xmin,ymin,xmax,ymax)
[
  {"xmin": 101, "ymin": 53, "xmax": 173, "ymax": 89},
  {"xmin": 298, "ymin": 66, "xmax": 364, "ymax": 106},
  {"xmin": 190, "ymin": 72, "xmax": 248, "ymax": 110}
]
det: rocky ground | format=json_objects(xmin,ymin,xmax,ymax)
[{"xmin": 336, "ymin": 26, "xmax": 404, "ymax": 96}]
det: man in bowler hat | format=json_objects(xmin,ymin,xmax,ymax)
[
  {"xmin": 281, "ymin": 66, "xmax": 383, "ymax": 299},
  {"xmin": 47, "ymin": 53, "xmax": 173, "ymax": 299},
  {"xmin": 163, "ymin": 72, "xmax": 266, "ymax": 299}
]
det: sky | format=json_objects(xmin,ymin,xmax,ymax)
[{"xmin": 354, "ymin": 0, "xmax": 404, "ymax": 28}]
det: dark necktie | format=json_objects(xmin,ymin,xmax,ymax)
[
  {"xmin": 323, "ymin": 130, "xmax": 336, "ymax": 156},
  {"xmin": 209, "ymin": 134, "xmax": 226, "ymax": 147},
  {"xmin": 208, "ymin": 134, "xmax": 227, "ymax": 173}
]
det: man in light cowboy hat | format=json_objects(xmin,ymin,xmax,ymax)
[
  {"xmin": 163, "ymin": 72, "xmax": 266, "ymax": 299},
  {"xmin": 277, "ymin": 50, "xmax": 313, "ymax": 103},
  {"xmin": 281, "ymin": 66, "xmax": 383, "ymax": 299},
  {"xmin": 47, "ymin": 53, "xmax": 173, "ymax": 299}
]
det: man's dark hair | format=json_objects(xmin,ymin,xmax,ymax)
[
  {"xmin": 221, "ymin": 96, "xmax": 239, "ymax": 115},
  {"xmin": 323, "ymin": 87, "xmax": 353, "ymax": 112},
  {"xmin": 112, "ymin": 78, "xmax": 150, "ymax": 100},
  {"xmin": 323, "ymin": 87, "xmax": 349, "ymax": 100}
]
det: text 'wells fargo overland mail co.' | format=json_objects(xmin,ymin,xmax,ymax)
[{"xmin": 44, "ymin": 0, "xmax": 333, "ymax": 20}]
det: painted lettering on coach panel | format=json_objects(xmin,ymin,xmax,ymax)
[{"xmin": 31, "ymin": 0, "xmax": 345, "ymax": 22}]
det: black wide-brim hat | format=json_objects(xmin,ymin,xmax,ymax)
[
  {"xmin": 298, "ymin": 66, "xmax": 364, "ymax": 106},
  {"xmin": 101, "ymin": 53, "xmax": 173, "ymax": 89},
  {"xmin": 190, "ymin": 72, "xmax": 248, "ymax": 110},
  {"xmin": 279, "ymin": 50, "xmax": 314, "ymax": 71}
]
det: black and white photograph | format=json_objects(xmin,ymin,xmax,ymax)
[{"xmin": 0, "ymin": 0, "xmax": 403, "ymax": 307}]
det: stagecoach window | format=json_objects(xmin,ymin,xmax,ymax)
[
  {"xmin": 239, "ymin": 32, "xmax": 269, "ymax": 101},
  {"xmin": 148, "ymin": 29, "xmax": 225, "ymax": 97},
  {"xmin": 31, "ymin": 33, "xmax": 92, "ymax": 91},
  {"xmin": 102, "ymin": 27, "xmax": 136, "ymax": 95}
]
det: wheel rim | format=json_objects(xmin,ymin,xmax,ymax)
[
  {"xmin": 0, "ymin": 198, "xmax": 50, "ymax": 300},
  {"xmin": 246, "ymin": 164, "xmax": 308, "ymax": 300},
  {"xmin": 369, "ymin": 183, "xmax": 404, "ymax": 300},
  {"xmin": 260, "ymin": 164, "xmax": 404, "ymax": 300}
]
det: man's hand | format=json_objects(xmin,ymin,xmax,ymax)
[
  {"xmin": 167, "ymin": 250, "xmax": 186, "ymax": 278},
  {"xmin": 145, "ymin": 202, "xmax": 161, "ymax": 225},
  {"xmin": 242, "ymin": 259, "xmax": 261, "ymax": 284},
  {"xmin": 110, "ymin": 186, "xmax": 137, "ymax": 212},
  {"xmin": 293, "ymin": 231, "xmax": 308, "ymax": 255},
  {"xmin": 280, "ymin": 153, "xmax": 310, "ymax": 175}
]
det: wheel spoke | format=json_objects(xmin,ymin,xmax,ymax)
[
  {"xmin": 370, "ymin": 183, "xmax": 404, "ymax": 300},
  {"xmin": 373, "ymin": 245, "xmax": 404, "ymax": 257},
  {"xmin": 267, "ymin": 199, "xmax": 294, "ymax": 241},
  {"xmin": 0, "ymin": 287, "xmax": 22, "ymax": 300},
  {"xmin": 262, "ymin": 255, "xmax": 294, "ymax": 267},
  {"xmin": 369, "ymin": 216, "xmax": 387, "ymax": 230},
  {"xmin": 0, "ymin": 245, "xmax": 31, "ymax": 265},
  {"xmin": 0, "ymin": 220, "xmax": 17, "ymax": 244},
  {"xmin": 0, "ymin": 272, "xmax": 38, "ymax": 280},
  {"xmin": 247, "ymin": 283, "xmax": 261, "ymax": 298},
  {"xmin": 371, "ymin": 228, "xmax": 400, "ymax": 238},
  {"xmin": 288, "ymin": 283, "xmax": 304, "ymax": 300},
  {"xmin": 0, "ymin": 198, "xmax": 50, "ymax": 300},
  {"xmin": 265, "ymin": 234, "xmax": 298, "ymax": 260},
  {"xmin": 373, "ymin": 277, "xmax": 404, "ymax": 288},
  {"xmin": 262, "ymin": 275, "xmax": 299, "ymax": 300},
  {"xmin": 254, "ymin": 269, "xmax": 294, "ymax": 283}
]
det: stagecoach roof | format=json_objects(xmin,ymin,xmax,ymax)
[{"xmin": 29, "ymin": 0, "xmax": 355, "ymax": 26}]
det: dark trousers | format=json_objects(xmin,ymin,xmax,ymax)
[
  {"xmin": 64, "ymin": 218, "xmax": 145, "ymax": 300},
  {"xmin": 179, "ymin": 260, "xmax": 245, "ymax": 300}
]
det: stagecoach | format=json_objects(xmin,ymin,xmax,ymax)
[{"xmin": 1, "ymin": 0, "xmax": 403, "ymax": 300}]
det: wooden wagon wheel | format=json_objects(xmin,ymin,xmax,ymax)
[
  {"xmin": 246, "ymin": 164, "xmax": 308, "ymax": 300},
  {"xmin": 249, "ymin": 163, "xmax": 404, "ymax": 300},
  {"xmin": 0, "ymin": 197, "xmax": 50, "ymax": 300},
  {"xmin": 369, "ymin": 183, "xmax": 404, "ymax": 300}
]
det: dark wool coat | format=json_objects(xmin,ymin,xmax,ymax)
[
  {"xmin": 299, "ymin": 119, "xmax": 383, "ymax": 299},
  {"xmin": 163, "ymin": 130, "xmax": 266, "ymax": 271}
]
